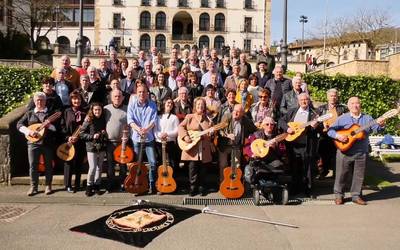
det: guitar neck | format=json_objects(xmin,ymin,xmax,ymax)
[
  {"xmin": 195, "ymin": 122, "xmax": 226, "ymax": 138},
  {"xmin": 38, "ymin": 112, "xmax": 62, "ymax": 131},
  {"xmin": 270, "ymin": 133, "xmax": 288, "ymax": 143},
  {"xmin": 162, "ymin": 141, "xmax": 167, "ymax": 168}
]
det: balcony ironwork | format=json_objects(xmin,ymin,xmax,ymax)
[
  {"xmin": 178, "ymin": 0, "xmax": 189, "ymax": 8},
  {"xmin": 172, "ymin": 34, "xmax": 193, "ymax": 41},
  {"xmin": 157, "ymin": 0, "xmax": 166, "ymax": 6},
  {"xmin": 138, "ymin": 24, "xmax": 169, "ymax": 31},
  {"xmin": 244, "ymin": 0, "xmax": 254, "ymax": 9},
  {"xmin": 216, "ymin": 0, "xmax": 225, "ymax": 8},
  {"xmin": 200, "ymin": 0, "xmax": 209, "ymax": 8},
  {"xmin": 141, "ymin": 0, "xmax": 151, "ymax": 6}
]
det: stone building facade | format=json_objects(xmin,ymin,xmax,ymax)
[{"xmin": 34, "ymin": 0, "xmax": 271, "ymax": 54}]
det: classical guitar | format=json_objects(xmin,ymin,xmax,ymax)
[
  {"xmin": 334, "ymin": 108, "xmax": 400, "ymax": 152},
  {"xmin": 113, "ymin": 125, "xmax": 134, "ymax": 164},
  {"xmin": 156, "ymin": 139, "xmax": 177, "ymax": 194},
  {"xmin": 178, "ymin": 121, "xmax": 228, "ymax": 151},
  {"xmin": 26, "ymin": 111, "xmax": 62, "ymax": 143},
  {"xmin": 124, "ymin": 135, "xmax": 149, "ymax": 194},
  {"xmin": 56, "ymin": 125, "xmax": 82, "ymax": 161},
  {"xmin": 251, "ymin": 133, "xmax": 288, "ymax": 158},
  {"xmin": 285, "ymin": 113, "xmax": 333, "ymax": 142},
  {"xmin": 220, "ymin": 147, "xmax": 244, "ymax": 199},
  {"xmin": 323, "ymin": 107, "xmax": 338, "ymax": 132}
]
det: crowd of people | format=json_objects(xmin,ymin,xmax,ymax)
[{"xmin": 17, "ymin": 45, "xmax": 385, "ymax": 204}]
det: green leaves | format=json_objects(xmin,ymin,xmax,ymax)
[
  {"xmin": 304, "ymin": 73, "xmax": 400, "ymax": 135},
  {"xmin": 0, "ymin": 66, "xmax": 51, "ymax": 117}
]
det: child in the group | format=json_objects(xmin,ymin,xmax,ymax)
[{"xmin": 80, "ymin": 103, "xmax": 108, "ymax": 196}]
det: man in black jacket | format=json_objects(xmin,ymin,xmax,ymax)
[{"xmin": 279, "ymin": 93, "xmax": 321, "ymax": 197}]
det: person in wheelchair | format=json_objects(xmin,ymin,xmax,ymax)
[{"xmin": 244, "ymin": 116, "xmax": 285, "ymax": 187}]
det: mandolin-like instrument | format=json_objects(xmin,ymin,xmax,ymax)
[
  {"xmin": 56, "ymin": 125, "xmax": 82, "ymax": 161},
  {"xmin": 220, "ymin": 147, "xmax": 244, "ymax": 199},
  {"xmin": 156, "ymin": 139, "xmax": 177, "ymax": 194},
  {"xmin": 124, "ymin": 136, "xmax": 149, "ymax": 194},
  {"xmin": 285, "ymin": 113, "xmax": 333, "ymax": 142},
  {"xmin": 26, "ymin": 112, "xmax": 62, "ymax": 143},
  {"xmin": 113, "ymin": 125, "xmax": 134, "ymax": 164},
  {"xmin": 177, "ymin": 121, "xmax": 227, "ymax": 151},
  {"xmin": 334, "ymin": 108, "xmax": 400, "ymax": 152},
  {"xmin": 251, "ymin": 133, "xmax": 288, "ymax": 158}
]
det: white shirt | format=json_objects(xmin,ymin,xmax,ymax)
[
  {"xmin": 168, "ymin": 77, "xmax": 177, "ymax": 91},
  {"xmin": 294, "ymin": 107, "xmax": 309, "ymax": 123},
  {"xmin": 154, "ymin": 113, "xmax": 179, "ymax": 142}
]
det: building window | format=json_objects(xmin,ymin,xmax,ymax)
[
  {"xmin": 157, "ymin": 0, "xmax": 166, "ymax": 6},
  {"xmin": 244, "ymin": 39, "xmax": 251, "ymax": 52},
  {"xmin": 140, "ymin": 11, "xmax": 151, "ymax": 29},
  {"xmin": 155, "ymin": 12, "xmax": 166, "ymax": 30},
  {"xmin": 113, "ymin": 0, "xmax": 123, "ymax": 5},
  {"xmin": 140, "ymin": 34, "xmax": 151, "ymax": 51},
  {"xmin": 214, "ymin": 36, "xmax": 224, "ymax": 49},
  {"xmin": 199, "ymin": 13, "xmax": 210, "ymax": 31},
  {"xmin": 178, "ymin": 0, "xmax": 188, "ymax": 7},
  {"xmin": 201, "ymin": 0, "xmax": 209, "ymax": 7},
  {"xmin": 244, "ymin": 17, "xmax": 252, "ymax": 32},
  {"xmin": 244, "ymin": 0, "xmax": 253, "ymax": 9},
  {"xmin": 155, "ymin": 34, "xmax": 166, "ymax": 53},
  {"xmin": 113, "ymin": 13, "xmax": 121, "ymax": 29},
  {"xmin": 199, "ymin": 35, "xmax": 210, "ymax": 49},
  {"xmin": 216, "ymin": 0, "xmax": 225, "ymax": 8},
  {"xmin": 214, "ymin": 13, "xmax": 225, "ymax": 31},
  {"xmin": 141, "ymin": 0, "xmax": 151, "ymax": 6},
  {"xmin": 354, "ymin": 49, "xmax": 359, "ymax": 60},
  {"xmin": 343, "ymin": 50, "xmax": 348, "ymax": 60}
]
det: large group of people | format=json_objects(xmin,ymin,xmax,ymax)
[{"xmin": 17, "ymin": 46, "xmax": 385, "ymax": 204}]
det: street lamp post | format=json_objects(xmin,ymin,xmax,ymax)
[
  {"xmin": 299, "ymin": 15, "xmax": 308, "ymax": 61},
  {"xmin": 76, "ymin": 0, "xmax": 84, "ymax": 66},
  {"xmin": 54, "ymin": 3, "xmax": 60, "ymax": 54},
  {"xmin": 281, "ymin": 0, "xmax": 288, "ymax": 72}
]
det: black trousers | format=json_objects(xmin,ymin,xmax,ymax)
[
  {"xmin": 188, "ymin": 161, "xmax": 207, "ymax": 191},
  {"xmin": 64, "ymin": 143, "xmax": 86, "ymax": 189}
]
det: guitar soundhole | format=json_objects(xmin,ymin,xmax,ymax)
[
  {"xmin": 230, "ymin": 174, "xmax": 236, "ymax": 180},
  {"xmin": 162, "ymin": 172, "xmax": 168, "ymax": 177},
  {"xmin": 350, "ymin": 131, "xmax": 356, "ymax": 136}
]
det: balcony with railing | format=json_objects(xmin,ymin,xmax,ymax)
[
  {"xmin": 216, "ymin": 0, "xmax": 225, "ymax": 8},
  {"xmin": 112, "ymin": 0, "xmax": 125, "ymax": 6},
  {"xmin": 240, "ymin": 25, "xmax": 260, "ymax": 33},
  {"xmin": 178, "ymin": 0, "xmax": 190, "ymax": 8},
  {"xmin": 198, "ymin": 26, "xmax": 227, "ymax": 33},
  {"xmin": 243, "ymin": 0, "xmax": 254, "ymax": 9},
  {"xmin": 200, "ymin": 0, "xmax": 209, "ymax": 8},
  {"xmin": 157, "ymin": 0, "xmax": 167, "ymax": 6},
  {"xmin": 172, "ymin": 34, "xmax": 193, "ymax": 41},
  {"xmin": 141, "ymin": 0, "xmax": 151, "ymax": 6},
  {"xmin": 138, "ymin": 24, "xmax": 170, "ymax": 31}
]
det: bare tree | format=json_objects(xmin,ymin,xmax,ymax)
[
  {"xmin": 7, "ymin": 0, "xmax": 57, "ymax": 51},
  {"xmin": 350, "ymin": 9, "xmax": 392, "ymax": 59}
]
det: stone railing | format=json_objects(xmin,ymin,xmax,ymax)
[{"xmin": 0, "ymin": 105, "xmax": 28, "ymax": 185}]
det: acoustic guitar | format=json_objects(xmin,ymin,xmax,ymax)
[
  {"xmin": 177, "ymin": 121, "xmax": 227, "ymax": 151},
  {"xmin": 334, "ymin": 108, "xmax": 400, "ymax": 152},
  {"xmin": 323, "ymin": 107, "xmax": 338, "ymax": 132},
  {"xmin": 285, "ymin": 113, "xmax": 333, "ymax": 142},
  {"xmin": 251, "ymin": 133, "xmax": 288, "ymax": 158},
  {"xmin": 38, "ymin": 154, "xmax": 55, "ymax": 173},
  {"xmin": 113, "ymin": 126, "xmax": 134, "ymax": 164},
  {"xmin": 56, "ymin": 125, "xmax": 82, "ymax": 161},
  {"xmin": 124, "ymin": 135, "xmax": 149, "ymax": 194},
  {"xmin": 156, "ymin": 140, "xmax": 177, "ymax": 194},
  {"xmin": 26, "ymin": 111, "xmax": 62, "ymax": 143},
  {"xmin": 219, "ymin": 147, "xmax": 244, "ymax": 199}
]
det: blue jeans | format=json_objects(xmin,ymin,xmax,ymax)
[{"xmin": 133, "ymin": 140, "xmax": 157, "ymax": 186}]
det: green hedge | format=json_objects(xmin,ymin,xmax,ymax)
[
  {"xmin": 0, "ymin": 66, "xmax": 52, "ymax": 117},
  {"xmin": 304, "ymin": 73, "xmax": 400, "ymax": 135}
]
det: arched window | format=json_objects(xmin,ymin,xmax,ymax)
[
  {"xmin": 199, "ymin": 13, "xmax": 210, "ymax": 31},
  {"xmin": 198, "ymin": 35, "xmax": 209, "ymax": 49},
  {"xmin": 214, "ymin": 36, "xmax": 224, "ymax": 50},
  {"xmin": 155, "ymin": 34, "xmax": 166, "ymax": 53},
  {"xmin": 140, "ymin": 34, "xmax": 151, "ymax": 51},
  {"xmin": 214, "ymin": 13, "xmax": 225, "ymax": 32},
  {"xmin": 155, "ymin": 12, "xmax": 166, "ymax": 30},
  {"xmin": 37, "ymin": 36, "xmax": 50, "ymax": 50},
  {"xmin": 57, "ymin": 36, "xmax": 70, "ymax": 54},
  {"xmin": 140, "ymin": 11, "xmax": 151, "ymax": 29}
]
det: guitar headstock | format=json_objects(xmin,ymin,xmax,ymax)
[{"xmin": 381, "ymin": 108, "xmax": 400, "ymax": 119}]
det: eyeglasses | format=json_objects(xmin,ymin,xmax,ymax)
[
  {"xmin": 259, "ymin": 95, "xmax": 268, "ymax": 99},
  {"xmin": 264, "ymin": 123, "xmax": 275, "ymax": 126}
]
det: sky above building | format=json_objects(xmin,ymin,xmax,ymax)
[{"xmin": 270, "ymin": 0, "xmax": 400, "ymax": 44}]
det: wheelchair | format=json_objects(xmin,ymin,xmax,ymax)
[{"xmin": 246, "ymin": 158, "xmax": 291, "ymax": 206}]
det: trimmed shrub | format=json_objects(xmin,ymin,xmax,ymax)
[
  {"xmin": 304, "ymin": 73, "xmax": 400, "ymax": 135},
  {"xmin": 0, "ymin": 66, "xmax": 52, "ymax": 117}
]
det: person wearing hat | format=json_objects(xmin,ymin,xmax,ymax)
[
  {"xmin": 256, "ymin": 45, "xmax": 275, "ymax": 80},
  {"xmin": 255, "ymin": 61, "xmax": 271, "ymax": 88},
  {"xmin": 27, "ymin": 77, "xmax": 63, "ymax": 114}
]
